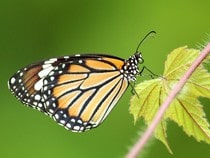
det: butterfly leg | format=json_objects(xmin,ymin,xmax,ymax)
[{"xmin": 139, "ymin": 66, "xmax": 159, "ymax": 79}]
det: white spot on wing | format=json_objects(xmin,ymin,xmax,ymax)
[
  {"xmin": 10, "ymin": 77, "xmax": 16, "ymax": 84},
  {"xmin": 42, "ymin": 64, "xmax": 52, "ymax": 69},
  {"xmin": 71, "ymin": 118, "xmax": 75, "ymax": 123},
  {"xmin": 54, "ymin": 114, "xmax": 59, "ymax": 119},
  {"xmin": 60, "ymin": 120, "xmax": 65, "ymax": 124},
  {"xmin": 80, "ymin": 127, "xmax": 84, "ymax": 131},
  {"xmin": 73, "ymin": 126, "xmax": 80, "ymax": 131},
  {"xmin": 38, "ymin": 103, "xmax": 43, "ymax": 107},
  {"xmin": 33, "ymin": 102, "xmax": 38, "ymax": 106},
  {"xmin": 44, "ymin": 58, "xmax": 57, "ymax": 64},
  {"xmin": 34, "ymin": 78, "xmax": 44, "ymax": 91},
  {"xmin": 66, "ymin": 123, "xmax": 71, "ymax": 128},
  {"xmin": 49, "ymin": 109, "xmax": 54, "ymax": 113},
  {"xmin": 38, "ymin": 66, "xmax": 54, "ymax": 78},
  {"xmin": 34, "ymin": 94, "xmax": 41, "ymax": 101},
  {"xmin": 19, "ymin": 72, "xmax": 23, "ymax": 76},
  {"xmin": 50, "ymin": 76, "xmax": 55, "ymax": 81}
]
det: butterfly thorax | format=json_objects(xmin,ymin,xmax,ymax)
[{"xmin": 122, "ymin": 52, "xmax": 144, "ymax": 81}]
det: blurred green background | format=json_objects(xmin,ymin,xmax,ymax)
[{"xmin": 1, "ymin": 0, "xmax": 210, "ymax": 158}]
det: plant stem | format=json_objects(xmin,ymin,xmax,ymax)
[{"xmin": 126, "ymin": 43, "xmax": 210, "ymax": 158}]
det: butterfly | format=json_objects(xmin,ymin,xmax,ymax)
[{"xmin": 8, "ymin": 31, "xmax": 155, "ymax": 132}]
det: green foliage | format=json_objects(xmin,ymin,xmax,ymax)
[{"xmin": 130, "ymin": 46, "xmax": 210, "ymax": 154}]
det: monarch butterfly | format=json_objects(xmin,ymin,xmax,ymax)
[{"xmin": 8, "ymin": 31, "xmax": 155, "ymax": 132}]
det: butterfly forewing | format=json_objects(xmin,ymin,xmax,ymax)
[{"xmin": 41, "ymin": 56, "xmax": 128, "ymax": 132}]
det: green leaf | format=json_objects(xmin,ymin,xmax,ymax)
[{"xmin": 129, "ymin": 46, "xmax": 210, "ymax": 153}]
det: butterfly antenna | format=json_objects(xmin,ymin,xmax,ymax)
[{"xmin": 135, "ymin": 31, "xmax": 156, "ymax": 52}]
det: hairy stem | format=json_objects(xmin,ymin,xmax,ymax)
[{"xmin": 126, "ymin": 43, "xmax": 210, "ymax": 158}]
